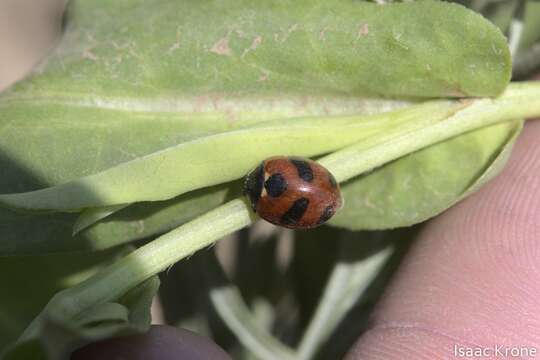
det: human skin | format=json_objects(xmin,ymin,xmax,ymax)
[
  {"xmin": 345, "ymin": 118, "xmax": 540, "ymax": 359},
  {"xmin": 71, "ymin": 325, "xmax": 231, "ymax": 360}
]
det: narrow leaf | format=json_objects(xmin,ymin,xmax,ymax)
[{"xmin": 73, "ymin": 204, "xmax": 128, "ymax": 235}]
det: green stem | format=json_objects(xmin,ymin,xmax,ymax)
[
  {"xmin": 321, "ymin": 82, "xmax": 540, "ymax": 182},
  {"xmin": 18, "ymin": 199, "xmax": 255, "ymax": 341}
]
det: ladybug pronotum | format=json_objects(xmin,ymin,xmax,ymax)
[{"xmin": 244, "ymin": 156, "xmax": 342, "ymax": 229}]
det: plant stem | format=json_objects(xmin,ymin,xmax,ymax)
[
  {"xmin": 71, "ymin": 199, "xmax": 254, "ymax": 304},
  {"xmin": 18, "ymin": 199, "xmax": 255, "ymax": 341},
  {"xmin": 321, "ymin": 81, "xmax": 540, "ymax": 182}
]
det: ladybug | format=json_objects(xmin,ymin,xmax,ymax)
[{"xmin": 244, "ymin": 156, "xmax": 342, "ymax": 229}]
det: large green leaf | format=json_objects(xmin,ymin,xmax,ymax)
[
  {"xmin": 0, "ymin": 112, "xmax": 419, "ymax": 211},
  {"xmin": 0, "ymin": 0, "xmax": 510, "ymax": 210},
  {"xmin": 81, "ymin": 182, "xmax": 237, "ymax": 248},
  {"xmin": 330, "ymin": 119, "xmax": 522, "ymax": 230},
  {"xmin": 5, "ymin": 0, "xmax": 509, "ymax": 100},
  {"xmin": 0, "ymin": 100, "xmax": 401, "ymax": 191}
]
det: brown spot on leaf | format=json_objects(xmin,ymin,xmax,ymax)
[
  {"xmin": 210, "ymin": 37, "xmax": 232, "ymax": 56},
  {"xmin": 251, "ymin": 36, "xmax": 263, "ymax": 50},
  {"xmin": 357, "ymin": 23, "xmax": 369, "ymax": 39},
  {"xmin": 242, "ymin": 35, "xmax": 262, "ymax": 57}
]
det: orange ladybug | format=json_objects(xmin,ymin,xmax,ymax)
[{"xmin": 244, "ymin": 156, "xmax": 342, "ymax": 229}]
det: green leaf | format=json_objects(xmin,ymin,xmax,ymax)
[
  {"xmin": 0, "ymin": 108, "xmax": 430, "ymax": 211},
  {"xmin": 206, "ymin": 252, "xmax": 296, "ymax": 360},
  {"xmin": 81, "ymin": 182, "xmax": 237, "ymax": 248},
  {"xmin": 297, "ymin": 239, "xmax": 394, "ymax": 360},
  {"xmin": 330, "ymin": 119, "xmax": 522, "ymax": 230},
  {"xmin": 0, "ymin": 210, "xmax": 79, "ymax": 255},
  {"xmin": 117, "ymin": 275, "xmax": 160, "ymax": 327},
  {"xmin": 73, "ymin": 204, "xmax": 129, "ymax": 235},
  {"xmin": 0, "ymin": 100, "xmax": 376, "ymax": 190},
  {"xmin": 2, "ymin": 276, "xmax": 159, "ymax": 360},
  {"xmin": 5, "ymin": 0, "xmax": 510, "ymax": 100},
  {"xmin": 0, "ymin": 248, "xmax": 131, "ymax": 354},
  {"xmin": 0, "ymin": 0, "xmax": 511, "ymax": 212},
  {"xmin": 0, "ymin": 183, "xmax": 235, "ymax": 255}
]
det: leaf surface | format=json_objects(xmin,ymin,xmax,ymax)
[{"xmin": 330, "ymin": 120, "xmax": 522, "ymax": 230}]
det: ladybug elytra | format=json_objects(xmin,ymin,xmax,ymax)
[{"xmin": 244, "ymin": 156, "xmax": 342, "ymax": 229}]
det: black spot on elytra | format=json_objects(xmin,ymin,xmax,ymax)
[
  {"xmin": 317, "ymin": 205, "xmax": 335, "ymax": 225},
  {"xmin": 244, "ymin": 163, "xmax": 264, "ymax": 210},
  {"xmin": 264, "ymin": 173, "xmax": 287, "ymax": 197},
  {"xmin": 290, "ymin": 158, "xmax": 314, "ymax": 182},
  {"xmin": 281, "ymin": 197, "xmax": 309, "ymax": 225}
]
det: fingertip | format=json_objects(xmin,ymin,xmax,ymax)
[
  {"xmin": 347, "ymin": 119, "xmax": 540, "ymax": 358},
  {"xmin": 71, "ymin": 325, "xmax": 231, "ymax": 360}
]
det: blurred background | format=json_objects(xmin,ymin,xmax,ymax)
[{"xmin": 0, "ymin": 0, "xmax": 65, "ymax": 90}]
